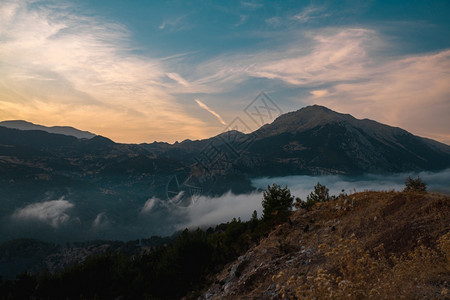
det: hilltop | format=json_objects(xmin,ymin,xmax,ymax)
[{"xmin": 201, "ymin": 190, "xmax": 450, "ymax": 299}]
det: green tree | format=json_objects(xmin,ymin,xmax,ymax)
[
  {"xmin": 300, "ymin": 182, "xmax": 330, "ymax": 210},
  {"xmin": 404, "ymin": 176, "xmax": 427, "ymax": 192},
  {"xmin": 262, "ymin": 184, "xmax": 294, "ymax": 224}
]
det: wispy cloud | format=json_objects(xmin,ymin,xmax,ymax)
[
  {"xmin": 1, "ymin": 1, "xmax": 448, "ymax": 145},
  {"xmin": 166, "ymin": 72, "xmax": 189, "ymax": 87},
  {"xmin": 215, "ymin": 28, "xmax": 447, "ymax": 144},
  {"xmin": 299, "ymin": 49, "xmax": 450, "ymax": 143},
  {"xmin": 265, "ymin": 16, "xmax": 281, "ymax": 27},
  {"xmin": 195, "ymin": 99, "xmax": 227, "ymax": 125},
  {"xmin": 141, "ymin": 197, "xmax": 158, "ymax": 213},
  {"xmin": 158, "ymin": 14, "xmax": 191, "ymax": 31},
  {"xmin": 310, "ymin": 89, "xmax": 329, "ymax": 97},
  {"xmin": 12, "ymin": 198, "xmax": 74, "ymax": 228},
  {"xmin": 248, "ymin": 28, "xmax": 375, "ymax": 85},
  {"xmin": 241, "ymin": 1, "xmax": 263, "ymax": 10},
  {"xmin": 178, "ymin": 26, "xmax": 450, "ymax": 143},
  {"xmin": 235, "ymin": 14, "xmax": 248, "ymax": 27},
  {"xmin": 0, "ymin": 0, "xmax": 207, "ymax": 143},
  {"xmin": 294, "ymin": 5, "xmax": 329, "ymax": 23},
  {"xmin": 92, "ymin": 212, "xmax": 109, "ymax": 229}
]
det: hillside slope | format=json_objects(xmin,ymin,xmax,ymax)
[{"xmin": 201, "ymin": 191, "xmax": 450, "ymax": 299}]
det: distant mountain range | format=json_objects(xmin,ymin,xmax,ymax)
[
  {"xmin": 0, "ymin": 105, "xmax": 449, "ymax": 241},
  {"xmin": 0, "ymin": 120, "xmax": 96, "ymax": 139},
  {"xmin": 1, "ymin": 105, "xmax": 450, "ymax": 191},
  {"xmin": 142, "ymin": 105, "xmax": 450, "ymax": 176}
]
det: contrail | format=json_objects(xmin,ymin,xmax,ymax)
[
  {"xmin": 166, "ymin": 72, "xmax": 189, "ymax": 87},
  {"xmin": 195, "ymin": 99, "xmax": 226, "ymax": 125}
]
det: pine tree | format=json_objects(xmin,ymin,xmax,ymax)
[{"xmin": 262, "ymin": 184, "xmax": 294, "ymax": 224}]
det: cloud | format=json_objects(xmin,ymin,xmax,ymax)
[
  {"xmin": 141, "ymin": 197, "xmax": 158, "ymax": 213},
  {"xmin": 195, "ymin": 99, "xmax": 227, "ymax": 125},
  {"xmin": 310, "ymin": 89, "xmax": 328, "ymax": 97},
  {"xmin": 241, "ymin": 1, "xmax": 263, "ymax": 9},
  {"xmin": 234, "ymin": 28, "xmax": 449, "ymax": 144},
  {"xmin": 1, "ymin": 1, "xmax": 448, "ymax": 145},
  {"xmin": 92, "ymin": 212, "xmax": 109, "ymax": 228},
  {"xmin": 166, "ymin": 72, "xmax": 189, "ymax": 87},
  {"xmin": 179, "ymin": 191, "xmax": 263, "ymax": 229},
  {"xmin": 248, "ymin": 28, "xmax": 375, "ymax": 85},
  {"xmin": 3, "ymin": 169, "xmax": 449, "ymax": 242},
  {"xmin": 235, "ymin": 15, "xmax": 248, "ymax": 27},
  {"xmin": 252, "ymin": 169, "xmax": 450, "ymax": 200},
  {"xmin": 309, "ymin": 50, "xmax": 450, "ymax": 143},
  {"xmin": 158, "ymin": 14, "xmax": 191, "ymax": 31},
  {"xmin": 12, "ymin": 198, "xmax": 74, "ymax": 228},
  {"xmin": 177, "ymin": 28, "xmax": 375, "ymax": 95},
  {"xmin": 293, "ymin": 5, "xmax": 329, "ymax": 23},
  {"xmin": 175, "ymin": 168, "xmax": 450, "ymax": 231},
  {"xmin": 265, "ymin": 16, "xmax": 281, "ymax": 27},
  {"xmin": 0, "ymin": 0, "xmax": 208, "ymax": 143}
]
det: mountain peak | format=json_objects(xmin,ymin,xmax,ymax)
[
  {"xmin": 257, "ymin": 104, "xmax": 355, "ymax": 137},
  {"xmin": 247, "ymin": 104, "xmax": 450, "ymax": 174},
  {"xmin": 0, "ymin": 120, "xmax": 96, "ymax": 139}
]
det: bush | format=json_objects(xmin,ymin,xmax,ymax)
[
  {"xmin": 298, "ymin": 182, "xmax": 330, "ymax": 210},
  {"xmin": 262, "ymin": 184, "xmax": 294, "ymax": 224},
  {"xmin": 404, "ymin": 176, "xmax": 427, "ymax": 193}
]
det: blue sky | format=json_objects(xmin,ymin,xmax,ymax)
[{"xmin": 1, "ymin": 0, "xmax": 449, "ymax": 143}]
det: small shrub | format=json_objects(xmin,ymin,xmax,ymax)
[{"xmin": 404, "ymin": 176, "xmax": 427, "ymax": 193}]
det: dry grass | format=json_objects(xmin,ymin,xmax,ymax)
[
  {"xmin": 277, "ymin": 232, "xmax": 449, "ymax": 299},
  {"xmin": 275, "ymin": 191, "xmax": 450, "ymax": 299},
  {"xmin": 202, "ymin": 191, "xmax": 450, "ymax": 299}
]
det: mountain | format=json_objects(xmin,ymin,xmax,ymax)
[
  {"xmin": 0, "ymin": 105, "xmax": 450, "ymax": 242},
  {"xmin": 238, "ymin": 105, "xmax": 450, "ymax": 175},
  {"xmin": 0, "ymin": 120, "xmax": 96, "ymax": 139}
]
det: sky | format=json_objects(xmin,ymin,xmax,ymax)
[{"xmin": 0, "ymin": 0, "xmax": 449, "ymax": 144}]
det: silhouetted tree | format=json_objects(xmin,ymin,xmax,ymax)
[
  {"xmin": 404, "ymin": 176, "xmax": 427, "ymax": 192},
  {"xmin": 262, "ymin": 184, "xmax": 294, "ymax": 224},
  {"xmin": 300, "ymin": 182, "xmax": 330, "ymax": 210}
]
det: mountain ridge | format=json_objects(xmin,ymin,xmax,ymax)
[
  {"xmin": 0, "ymin": 120, "xmax": 96, "ymax": 139},
  {"xmin": 237, "ymin": 105, "xmax": 450, "ymax": 176},
  {"xmin": 1, "ymin": 105, "xmax": 450, "ymax": 242}
]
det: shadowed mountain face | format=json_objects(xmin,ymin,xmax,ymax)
[
  {"xmin": 0, "ymin": 105, "xmax": 449, "ymax": 242},
  {"xmin": 0, "ymin": 120, "xmax": 96, "ymax": 139},
  {"xmin": 240, "ymin": 105, "xmax": 450, "ymax": 175}
]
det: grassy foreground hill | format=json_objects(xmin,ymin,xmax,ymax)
[{"xmin": 200, "ymin": 190, "xmax": 449, "ymax": 299}]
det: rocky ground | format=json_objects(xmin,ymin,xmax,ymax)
[{"xmin": 199, "ymin": 191, "xmax": 450, "ymax": 299}]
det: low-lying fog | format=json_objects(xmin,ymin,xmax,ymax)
[{"xmin": 1, "ymin": 169, "xmax": 449, "ymax": 243}]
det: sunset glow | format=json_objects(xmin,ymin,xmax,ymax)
[{"xmin": 1, "ymin": 1, "xmax": 449, "ymax": 143}]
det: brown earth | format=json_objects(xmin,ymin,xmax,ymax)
[{"xmin": 199, "ymin": 191, "xmax": 450, "ymax": 299}]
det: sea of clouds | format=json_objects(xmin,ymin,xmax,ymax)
[{"xmin": 1, "ymin": 169, "xmax": 449, "ymax": 243}]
